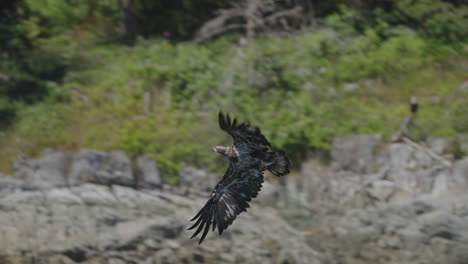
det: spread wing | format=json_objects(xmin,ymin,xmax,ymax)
[
  {"xmin": 187, "ymin": 164, "xmax": 264, "ymax": 244},
  {"xmin": 218, "ymin": 112, "xmax": 271, "ymax": 152}
]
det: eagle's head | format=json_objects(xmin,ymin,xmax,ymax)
[{"xmin": 212, "ymin": 146, "xmax": 229, "ymax": 156}]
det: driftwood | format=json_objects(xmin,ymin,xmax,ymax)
[
  {"xmin": 391, "ymin": 97, "xmax": 452, "ymax": 168},
  {"xmin": 391, "ymin": 96, "xmax": 418, "ymax": 143},
  {"xmin": 193, "ymin": 0, "xmax": 307, "ymax": 43}
]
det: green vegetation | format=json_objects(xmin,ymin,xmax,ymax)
[{"xmin": 1, "ymin": 0, "xmax": 467, "ymax": 181}]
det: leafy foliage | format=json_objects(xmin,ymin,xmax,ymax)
[
  {"xmin": 392, "ymin": 0, "xmax": 468, "ymax": 42},
  {"xmin": 0, "ymin": 0, "xmax": 467, "ymax": 177}
]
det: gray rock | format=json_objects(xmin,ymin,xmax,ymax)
[
  {"xmin": 111, "ymin": 218, "xmax": 183, "ymax": 250},
  {"xmin": 331, "ymin": 191, "xmax": 468, "ymax": 263},
  {"xmin": 431, "ymin": 167, "xmax": 451, "ymax": 196},
  {"xmin": 69, "ymin": 150, "xmax": 134, "ymax": 187},
  {"xmin": 0, "ymin": 185, "xmax": 175, "ymax": 255},
  {"xmin": 68, "ymin": 149, "xmax": 105, "ymax": 185},
  {"xmin": 454, "ymin": 195, "xmax": 468, "ymax": 217},
  {"xmin": 0, "ymin": 181, "xmax": 321, "ymax": 264},
  {"xmin": 135, "ymin": 155, "xmax": 162, "ymax": 187},
  {"xmin": 331, "ymin": 135, "xmax": 382, "ymax": 173},
  {"xmin": 418, "ymin": 211, "xmax": 468, "ymax": 241},
  {"xmin": 399, "ymin": 195, "xmax": 453, "ymax": 216},
  {"xmin": 71, "ymin": 184, "xmax": 117, "ymax": 206},
  {"xmin": 179, "ymin": 166, "xmax": 218, "ymax": 191},
  {"xmin": 13, "ymin": 150, "xmax": 71, "ymax": 189},
  {"xmin": 106, "ymin": 151, "xmax": 134, "ymax": 185},
  {"xmin": 427, "ymin": 137, "xmax": 450, "ymax": 155},
  {"xmin": 153, "ymin": 248, "xmax": 177, "ymax": 264},
  {"xmin": 381, "ymin": 143, "xmax": 433, "ymax": 171},
  {"xmin": 386, "ymin": 169, "xmax": 419, "ymax": 193},
  {"xmin": 377, "ymin": 234, "xmax": 401, "ymax": 249},
  {"xmin": 366, "ymin": 180, "xmax": 396, "ymax": 202},
  {"xmin": 453, "ymin": 157, "xmax": 468, "ymax": 189},
  {"xmin": 108, "ymin": 258, "xmax": 126, "ymax": 264},
  {"xmin": 256, "ymin": 178, "xmax": 279, "ymax": 205},
  {"xmin": 4, "ymin": 145, "xmax": 468, "ymax": 264},
  {"xmin": 397, "ymin": 226, "xmax": 426, "ymax": 250},
  {"xmin": 300, "ymin": 159, "xmax": 336, "ymax": 201},
  {"xmin": 343, "ymin": 82, "xmax": 359, "ymax": 91},
  {"xmin": 374, "ymin": 143, "xmax": 460, "ymax": 198},
  {"xmin": 348, "ymin": 225, "xmax": 380, "ymax": 244},
  {"xmin": 449, "ymin": 244, "xmax": 468, "ymax": 264},
  {"xmin": 0, "ymin": 176, "xmax": 24, "ymax": 197}
]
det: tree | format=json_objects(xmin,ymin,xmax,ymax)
[{"xmin": 118, "ymin": 0, "xmax": 138, "ymax": 44}]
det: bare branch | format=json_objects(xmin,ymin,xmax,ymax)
[{"xmin": 391, "ymin": 96, "xmax": 452, "ymax": 168}]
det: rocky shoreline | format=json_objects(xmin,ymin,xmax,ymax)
[{"xmin": 1, "ymin": 135, "xmax": 467, "ymax": 264}]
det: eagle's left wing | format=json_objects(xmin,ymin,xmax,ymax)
[
  {"xmin": 187, "ymin": 165, "xmax": 264, "ymax": 244},
  {"xmin": 218, "ymin": 112, "xmax": 271, "ymax": 152}
]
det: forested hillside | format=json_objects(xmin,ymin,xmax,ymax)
[{"xmin": 1, "ymin": 0, "xmax": 467, "ymax": 182}]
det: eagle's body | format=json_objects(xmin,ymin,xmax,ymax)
[{"xmin": 188, "ymin": 112, "xmax": 290, "ymax": 244}]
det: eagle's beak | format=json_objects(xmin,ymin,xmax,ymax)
[{"xmin": 212, "ymin": 147, "xmax": 217, "ymax": 152}]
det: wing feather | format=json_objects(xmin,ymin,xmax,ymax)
[
  {"xmin": 188, "ymin": 166, "xmax": 264, "ymax": 244},
  {"xmin": 218, "ymin": 112, "xmax": 271, "ymax": 152}
]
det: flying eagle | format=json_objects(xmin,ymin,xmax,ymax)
[{"xmin": 188, "ymin": 112, "xmax": 291, "ymax": 244}]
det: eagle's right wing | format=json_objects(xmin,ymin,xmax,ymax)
[{"xmin": 187, "ymin": 165, "xmax": 264, "ymax": 244}]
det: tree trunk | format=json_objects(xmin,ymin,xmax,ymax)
[
  {"xmin": 118, "ymin": 0, "xmax": 137, "ymax": 45},
  {"xmin": 245, "ymin": 0, "xmax": 260, "ymax": 44}
]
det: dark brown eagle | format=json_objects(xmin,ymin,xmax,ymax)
[{"xmin": 188, "ymin": 112, "xmax": 291, "ymax": 244}]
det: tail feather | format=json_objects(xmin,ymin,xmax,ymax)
[{"xmin": 264, "ymin": 151, "xmax": 290, "ymax": 176}]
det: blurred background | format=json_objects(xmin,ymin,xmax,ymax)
[{"xmin": 0, "ymin": 0, "xmax": 467, "ymax": 263}]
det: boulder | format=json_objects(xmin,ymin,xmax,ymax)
[
  {"xmin": 135, "ymin": 155, "xmax": 162, "ymax": 187},
  {"xmin": 331, "ymin": 134, "xmax": 382, "ymax": 173},
  {"xmin": 430, "ymin": 167, "xmax": 451, "ymax": 196},
  {"xmin": 418, "ymin": 211, "xmax": 468, "ymax": 241},
  {"xmin": 453, "ymin": 157, "xmax": 468, "ymax": 189},
  {"xmin": 0, "ymin": 176, "xmax": 22, "ymax": 187},
  {"xmin": 375, "ymin": 143, "xmax": 458, "ymax": 197},
  {"xmin": 3, "ymin": 144, "xmax": 468, "ymax": 264},
  {"xmin": 0, "ymin": 184, "xmax": 322, "ymax": 264},
  {"xmin": 426, "ymin": 137, "xmax": 450, "ymax": 155},
  {"xmin": 69, "ymin": 150, "xmax": 134, "ymax": 187},
  {"xmin": 366, "ymin": 180, "xmax": 396, "ymax": 202},
  {"xmin": 399, "ymin": 195, "xmax": 453, "ymax": 216},
  {"xmin": 455, "ymin": 195, "xmax": 468, "ymax": 217},
  {"xmin": 256, "ymin": 178, "xmax": 279, "ymax": 205},
  {"xmin": 179, "ymin": 166, "xmax": 218, "ymax": 191},
  {"xmin": 332, "ymin": 192, "xmax": 468, "ymax": 263},
  {"xmin": 13, "ymin": 150, "xmax": 71, "ymax": 189},
  {"xmin": 381, "ymin": 143, "xmax": 433, "ymax": 171}
]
